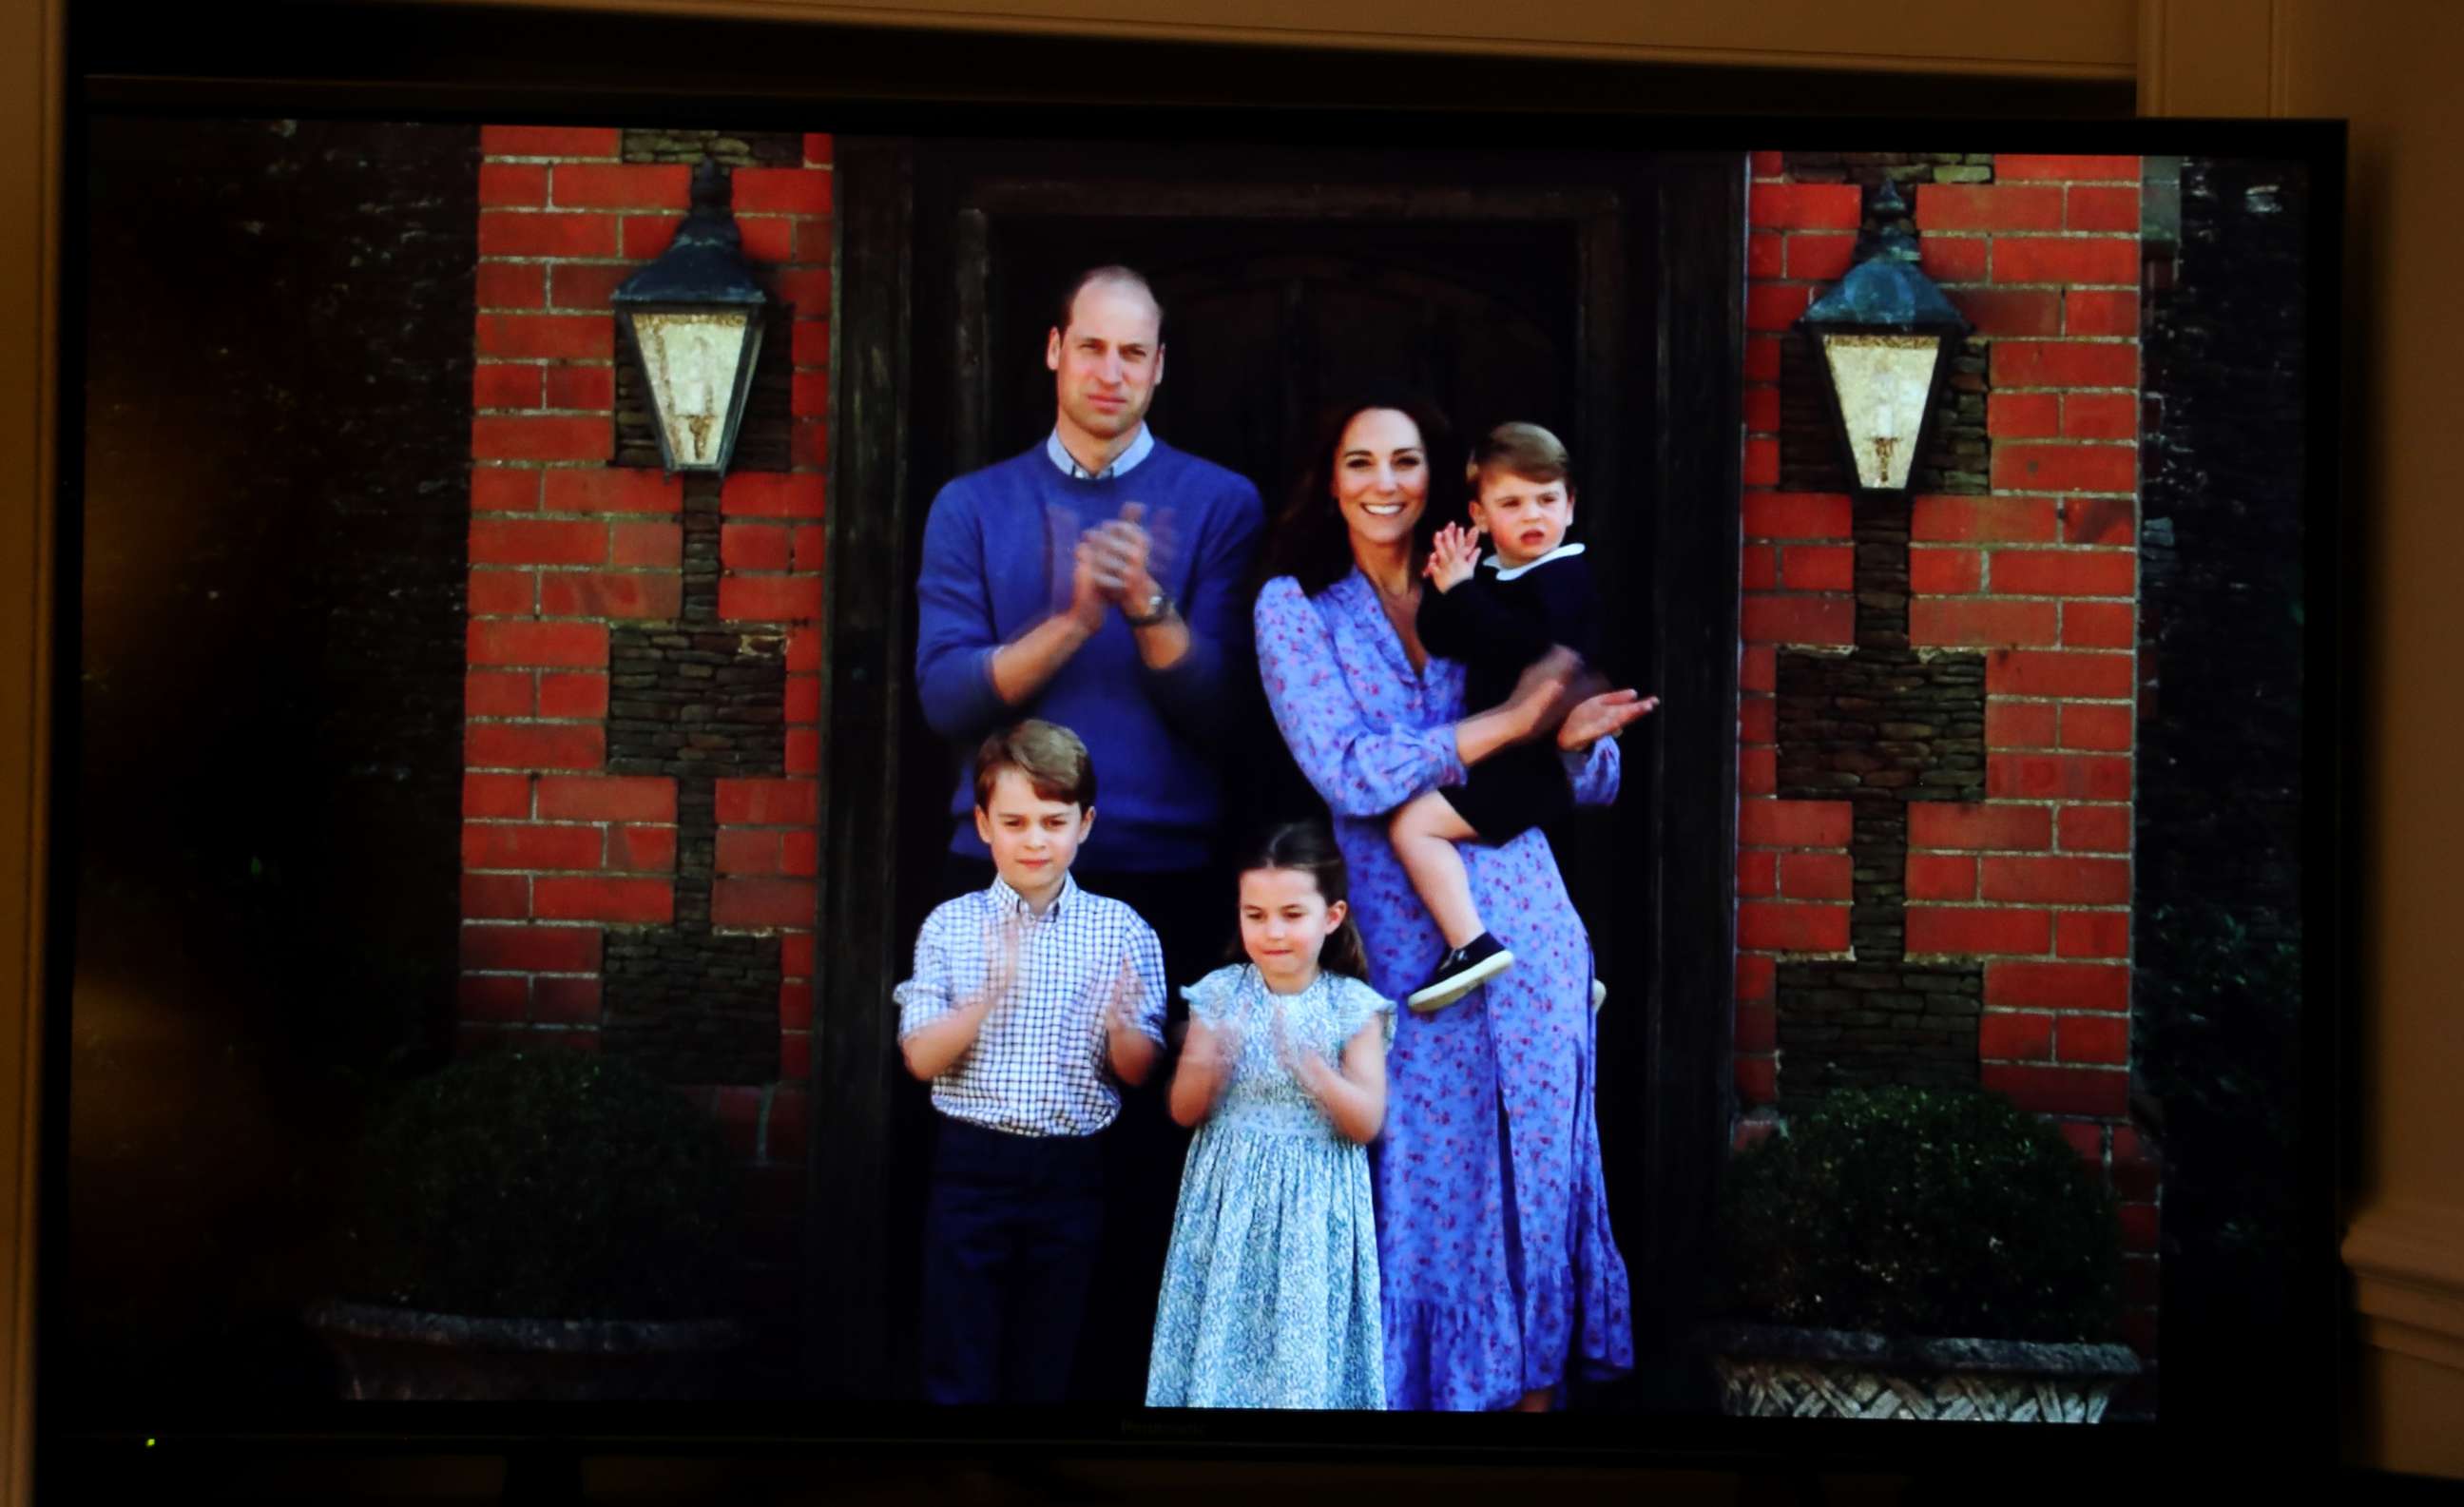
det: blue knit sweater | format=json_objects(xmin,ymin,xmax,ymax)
[{"xmin": 914, "ymin": 437, "xmax": 1265, "ymax": 871}]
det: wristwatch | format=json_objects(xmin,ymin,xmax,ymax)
[{"xmin": 1123, "ymin": 588, "xmax": 1176, "ymax": 628}]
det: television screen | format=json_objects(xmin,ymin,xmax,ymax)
[{"xmin": 46, "ymin": 60, "xmax": 2342, "ymax": 1479}]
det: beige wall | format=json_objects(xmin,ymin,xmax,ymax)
[
  {"xmin": 4, "ymin": 1, "xmax": 2456, "ymax": 1497},
  {"xmin": 2250, "ymin": 0, "xmax": 2464, "ymax": 1481}
]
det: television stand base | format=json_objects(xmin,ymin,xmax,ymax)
[
  {"xmin": 1735, "ymin": 1469, "xmax": 1827, "ymax": 1506},
  {"xmin": 501, "ymin": 1450, "xmax": 585, "ymax": 1505}
]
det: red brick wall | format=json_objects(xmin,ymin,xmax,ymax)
[
  {"xmin": 457, "ymin": 128, "xmax": 834, "ymax": 1279},
  {"xmin": 1737, "ymin": 151, "xmax": 2157, "ymax": 1357}
]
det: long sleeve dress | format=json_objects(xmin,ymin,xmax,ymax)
[{"xmin": 1252, "ymin": 570, "xmax": 1634, "ymax": 1412}]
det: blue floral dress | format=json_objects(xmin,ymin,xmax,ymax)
[
  {"xmin": 1253, "ymin": 570, "xmax": 1634, "ymax": 1412},
  {"xmin": 1145, "ymin": 964, "xmax": 1396, "ymax": 1410}
]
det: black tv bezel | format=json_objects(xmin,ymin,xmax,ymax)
[{"xmin": 43, "ymin": 5, "xmax": 2351, "ymax": 1483}]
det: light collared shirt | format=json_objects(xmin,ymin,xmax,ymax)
[
  {"xmin": 1046, "ymin": 423, "xmax": 1155, "ymax": 482},
  {"xmin": 893, "ymin": 871, "xmax": 1169, "ymax": 1136}
]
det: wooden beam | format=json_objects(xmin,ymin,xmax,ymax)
[
  {"xmin": 0, "ymin": 0, "xmax": 60, "ymax": 1498},
  {"xmin": 811, "ymin": 133, "xmax": 914, "ymax": 1401},
  {"xmin": 401, "ymin": 0, "xmax": 2139, "ymax": 79}
]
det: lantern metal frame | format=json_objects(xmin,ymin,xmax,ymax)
[
  {"xmin": 1794, "ymin": 184, "xmax": 1973, "ymax": 496},
  {"xmin": 610, "ymin": 158, "xmax": 770, "ymax": 478}
]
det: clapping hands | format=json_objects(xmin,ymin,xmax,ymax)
[
  {"xmin": 964, "ymin": 913, "xmax": 1025, "ymax": 1016},
  {"xmin": 1269, "ymin": 999, "xmax": 1330, "ymax": 1093},
  {"xmin": 1186, "ymin": 1010, "xmax": 1244, "ymax": 1080},
  {"xmin": 1504, "ymin": 645, "xmax": 1586, "ymax": 742},
  {"xmin": 1558, "ymin": 688, "xmax": 1660, "ymax": 750},
  {"xmin": 901, "ymin": 913, "xmax": 1022, "ymax": 1082},
  {"xmin": 1104, "ymin": 957, "xmax": 1146, "ymax": 1041},
  {"xmin": 1102, "ymin": 956, "xmax": 1165, "ymax": 1088},
  {"xmin": 1070, "ymin": 500, "xmax": 1173, "ymax": 628},
  {"xmin": 1168, "ymin": 1005, "xmax": 1246, "ymax": 1127}
]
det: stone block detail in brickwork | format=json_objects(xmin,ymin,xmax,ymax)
[
  {"xmin": 603, "ymin": 921, "xmax": 783, "ymax": 1082},
  {"xmin": 621, "ymin": 128, "xmax": 806, "ymax": 167},
  {"xmin": 591, "ymin": 471, "xmax": 793, "ymax": 1081},
  {"xmin": 1775, "ymin": 960, "xmax": 1984, "ymax": 1105},
  {"xmin": 1767, "ymin": 482, "xmax": 1989, "ymax": 1091}
]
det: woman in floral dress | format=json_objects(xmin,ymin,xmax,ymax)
[{"xmin": 1249, "ymin": 396, "xmax": 1654, "ymax": 1412}]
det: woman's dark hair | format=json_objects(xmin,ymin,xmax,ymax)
[
  {"xmin": 1230, "ymin": 821, "xmax": 1372, "ymax": 982},
  {"xmin": 1254, "ymin": 392, "xmax": 1463, "ymax": 598}
]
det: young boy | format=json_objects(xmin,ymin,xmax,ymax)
[
  {"xmin": 1396, "ymin": 421, "xmax": 1603, "ymax": 1012},
  {"xmin": 895, "ymin": 719, "xmax": 1169, "ymax": 1404}
]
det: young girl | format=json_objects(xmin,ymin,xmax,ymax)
[{"xmin": 1145, "ymin": 823, "xmax": 1395, "ymax": 1410}]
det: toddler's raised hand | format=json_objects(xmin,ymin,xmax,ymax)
[{"xmin": 1423, "ymin": 521, "xmax": 1480, "ymax": 592}]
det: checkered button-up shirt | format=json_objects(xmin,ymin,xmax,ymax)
[{"xmin": 894, "ymin": 873, "xmax": 1169, "ymax": 1136}]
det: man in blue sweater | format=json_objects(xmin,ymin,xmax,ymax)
[{"xmin": 911, "ymin": 263, "xmax": 1265, "ymax": 1401}]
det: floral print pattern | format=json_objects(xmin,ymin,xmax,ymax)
[
  {"xmin": 1145, "ymin": 964, "xmax": 1394, "ymax": 1410},
  {"xmin": 1253, "ymin": 570, "xmax": 1634, "ymax": 1412}
]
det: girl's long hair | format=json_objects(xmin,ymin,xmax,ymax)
[
  {"xmin": 1232, "ymin": 821, "xmax": 1371, "ymax": 982},
  {"xmin": 1253, "ymin": 391, "xmax": 1464, "ymax": 599}
]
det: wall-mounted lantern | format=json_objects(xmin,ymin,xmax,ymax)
[
  {"xmin": 1796, "ymin": 181, "xmax": 1972, "ymax": 493},
  {"xmin": 611, "ymin": 158, "xmax": 768, "ymax": 477}
]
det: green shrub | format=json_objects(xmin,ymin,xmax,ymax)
[
  {"xmin": 337, "ymin": 1049, "xmax": 740, "ymax": 1321},
  {"xmin": 1717, "ymin": 1086, "xmax": 2124, "ymax": 1343}
]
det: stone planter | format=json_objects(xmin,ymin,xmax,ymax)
[
  {"xmin": 1700, "ymin": 1322, "xmax": 2142, "ymax": 1423},
  {"xmin": 306, "ymin": 1300, "xmax": 741, "ymax": 1401}
]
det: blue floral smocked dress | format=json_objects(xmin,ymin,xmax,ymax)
[{"xmin": 1145, "ymin": 963, "xmax": 1396, "ymax": 1410}]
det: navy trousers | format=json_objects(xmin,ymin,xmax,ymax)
[{"xmin": 918, "ymin": 1115, "xmax": 1107, "ymax": 1405}]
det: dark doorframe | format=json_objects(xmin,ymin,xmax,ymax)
[
  {"xmin": 1636, "ymin": 151, "xmax": 1745, "ymax": 1375},
  {"xmin": 943, "ymin": 178, "xmax": 1623, "ymax": 482},
  {"xmin": 809, "ymin": 132, "xmax": 915, "ymax": 1401},
  {"xmin": 816, "ymin": 135, "xmax": 1740, "ymax": 1402}
]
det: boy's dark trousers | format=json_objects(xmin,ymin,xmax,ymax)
[{"xmin": 919, "ymin": 1115, "xmax": 1107, "ymax": 1404}]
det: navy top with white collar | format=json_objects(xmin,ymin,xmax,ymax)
[{"xmin": 1416, "ymin": 540, "xmax": 1603, "ymax": 714}]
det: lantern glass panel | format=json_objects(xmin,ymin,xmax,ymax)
[
  {"xmin": 630, "ymin": 308, "xmax": 755, "ymax": 471},
  {"xmin": 1819, "ymin": 331, "xmax": 1945, "ymax": 492}
]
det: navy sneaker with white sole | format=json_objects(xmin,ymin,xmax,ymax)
[{"xmin": 1406, "ymin": 933, "xmax": 1514, "ymax": 1013}]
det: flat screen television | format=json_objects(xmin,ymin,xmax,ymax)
[{"xmin": 40, "ymin": 3, "xmax": 2348, "ymax": 1495}]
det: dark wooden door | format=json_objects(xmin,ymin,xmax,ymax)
[
  {"xmin": 970, "ymin": 214, "xmax": 1592, "ymax": 891},
  {"xmin": 819, "ymin": 137, "xmax": 1742, "ymax": 1409},
  {"xmin": 980, "ymin": 221, "xmax": 1579, "ymax": 493}
]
